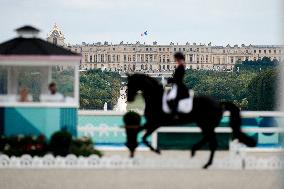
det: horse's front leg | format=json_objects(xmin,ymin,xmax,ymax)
[
  {"xmin": 203, "ymin": 134, "xmax": 217, "ymax": 169},
  {"xmin": 142, "ymin": 123, "xmax": 161, "ymax": 154}
]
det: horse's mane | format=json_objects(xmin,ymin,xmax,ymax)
[{"xmin": 130, "ymin": 74, "xmax": 162, "ymax": 89}]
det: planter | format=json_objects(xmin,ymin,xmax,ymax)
[{"xmin": 123, "ymin": 111, "xmax": 141, "ymax": 157}]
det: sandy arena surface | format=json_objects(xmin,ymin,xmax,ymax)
[{"xmin": 0, "ymin": 150, "xmax": 282, "ymax": 189}]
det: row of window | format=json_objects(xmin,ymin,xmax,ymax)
[
  {"xmin": 85, "ymin": 53, "xmax": 281, "ymax": 64},
  {"xmin": 83, "ymin": 47, "xmax": 283, "ymax": 55}
]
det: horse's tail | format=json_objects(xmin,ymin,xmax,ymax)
[{"xmin": 221, "ymin": 102, "xmax": 257, "ymax": 147}]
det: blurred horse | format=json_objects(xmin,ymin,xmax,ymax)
[{"xmin": 126, "ymin": 74, "xmax": 256, "ymax": 168}]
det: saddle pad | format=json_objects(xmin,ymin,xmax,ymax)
[
  {"xmin": 178, "ymin": 97, "xmax": 193, "ymax": 113},
  {"xmin": 162, "ymin": 89, "xmax": 194, "ymax": 114}
]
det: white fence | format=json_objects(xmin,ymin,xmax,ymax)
[
  {"xmin": 0, "ymin": 153, "xmax": 282, "ymax": 170},
  {"xmin": 0, "ymin": 111, "xmax": 283, "ymax": 170}
]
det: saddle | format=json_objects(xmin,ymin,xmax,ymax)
[{"xmin": 162, "ymin": 84, "xmax": 194, "ymax": 114}]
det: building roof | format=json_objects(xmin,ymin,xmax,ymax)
[
  {"xmin": 0, "ymin": 37, "xmax": 78, "ymax": 55},
  {"xmin": 0, "ymin": 25, "xmax": 78, "ymax": 56},
  {"xmin": 15, "ymin": 25, "xmax": 40, "ymax": 33},
  {"xmin": 47, "ymin": 23, "xmax": 65, "ymax": 39}
]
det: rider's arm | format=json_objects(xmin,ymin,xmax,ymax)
[{"xmin": 173, "ymin": 65, "xmax": 185, "ymax": 84}]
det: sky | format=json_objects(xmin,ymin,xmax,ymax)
[{"xmin": 0, "ymin": 0, "xmax": 283, "ymax": 46}]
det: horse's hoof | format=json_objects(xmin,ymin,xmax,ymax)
[
  {"xmin": 191, "ymin": 150, "xmax": 196, "ymax": 158},
  {"xmin": 155, "ymin": 149, "xmax": 161, "ymax": 154},
  {"xmin": 202, "ymin": 163, "xmax": 211, "ymax": 169}
]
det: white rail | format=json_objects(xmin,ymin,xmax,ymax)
[{"xmin": 78, "ymin": 110, "xmax": 284, "ymax": 117}]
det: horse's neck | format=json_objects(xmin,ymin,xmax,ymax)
[{"xmin": 140, "ymin": 82, "xmax": 163, "ymax": 112}]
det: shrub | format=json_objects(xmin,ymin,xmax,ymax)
[
  {"xmin": 123, "ymin": 111, "xmax": 141, "ymax": 126},
  {"xmin": 69, "ymin": 137, "xmax": 103, "ymax": 157},
  {"xmin": 0, "ymin": 132, "xmax": 102, "ymax": 157},
  {"xmin": 123, "ymin": 111, "xmax": 141, "ymax": 157},
  {"xmin": 1, "ymin": 135, "xmax": 47, "ymax": 157},
  {"xmin": 49, "ymin": 131, "xmax": 72, "ymax": 156}
]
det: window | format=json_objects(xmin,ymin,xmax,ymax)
[
  {"xmin": 0, "ymin": 65, "xmax": 77, "ymax": 106},
  {"xmin": 259, "ymin": 50, "xmax": 261, "ymax": 53},
  {"xmin": 146, "ymin": 48, "xmax": 148, "ymax": 51},
  {"xmin": 264, "ymin": 50, "xmax": 266, "ymax": 54},
  {"xmin": 53, "ymin": 38, "xmax": 57, "ymax": 45},
  {"xmin": 159, "ymin": 48, "xmax": 161, "ymax": 51},
  {"xmin": 183, "ymin": 48, "xmax": 185, "ymax": 51},
  {"xmin": 89, "ymin": 55, "xmax": 92, "ymax": 62},
  {"xmin": 174, "ymin": 48, "xmax": 176, "ymax": 51},
  {"xmin": 254, "ymin": 50, "xmax": 256, "ymax": 53}
]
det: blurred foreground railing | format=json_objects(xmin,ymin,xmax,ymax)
[{"xmin": 78, "ymin": 110, "xmax": 284, "ymax": 151}]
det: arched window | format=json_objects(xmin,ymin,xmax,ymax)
[{"xmin": 53, "ymin": 38, "xmax": 57, "ymax": 45}]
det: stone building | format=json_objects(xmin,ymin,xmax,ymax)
[
  {"xmin": 48, "ymin": 25, "xmax": 283, "ymax": 72},
  {"xmin": 74, "ymin": 42, "xmax": 283, "ymax": 72},
  {"xmin": 47, "ymin": 23, "xmax": 66, "ymax": 47}
]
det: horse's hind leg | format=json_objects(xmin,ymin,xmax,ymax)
[
  {"xmin": 191, "ymin": 136, "xmax": 207, "ymax": 157},
  {"xmin": 142, "ymin": 127, "xmax": 161, "ymax": 154},
  {"xmin": 203, "ymin": 134, "xmax": 217, "ymax": 169}
]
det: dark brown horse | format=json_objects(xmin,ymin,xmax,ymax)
[{"xmin": 126, "ymin": 74, "xmax": 256, "ymax": 168}]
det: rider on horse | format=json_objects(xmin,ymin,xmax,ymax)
[{"xmin": 167, "ymin": 52, "xmax": 189, "ymax": 115}]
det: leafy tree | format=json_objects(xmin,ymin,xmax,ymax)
[
  {"xmin": 79, "ymin": 69, "xmax": 122, "ymax": 110},
  {"xmin": 235, "ymin": 56, "xmax": 279, "ymax": 72},
  {"xmin": 184, "ymin": 67, "xmax": 278, "ymax": 110},
  {"xmin": 247, "ymin": 69, "xmax": 279, "ymax": 110}
]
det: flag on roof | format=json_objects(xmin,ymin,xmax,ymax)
[{"xmin": 141, "ymin": 31, "xmax": 148, "ymax": 36}]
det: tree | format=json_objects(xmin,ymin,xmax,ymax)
[
  {"xmin": 79, "ymin": 69, "xmax": 122, "ymax": 110},
  {"xmin": 247, "ymin": 69, "xmax": 279, "ymax": 110}
]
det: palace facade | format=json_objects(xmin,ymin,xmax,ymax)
[{"xmin": 47, "ymin": 24, "xmax": 283, "ymax": 72}]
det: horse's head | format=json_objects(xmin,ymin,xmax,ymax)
[
  {"xmin": 127, "ymin": 73, "xmax": 162, "ymax": 103},
  {"xmin": 126, "ymin": 74, "xmax": 143, "ymax": 102}
]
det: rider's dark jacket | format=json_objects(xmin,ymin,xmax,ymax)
[{"xmin": 168, "ymin": 64, "xmax": 189, "ymax": 100}]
